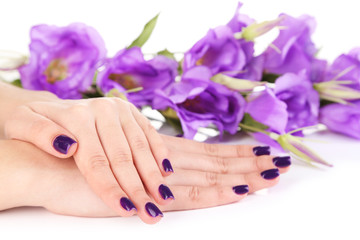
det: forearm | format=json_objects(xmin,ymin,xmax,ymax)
[{"xmin": 0, "ymin": 81, "xmax": 58, "ymax": 139}]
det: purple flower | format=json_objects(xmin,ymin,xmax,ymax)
[
  {"xmin": 97, "ymin": 47, "xmax": 178, "ymax": 107},
  {"xmin": 245, "ymin": 88, "xmax": 288, "ymax": 148},
  {"xmin": 246, "ymin": 88, "xmax": 288, "ymax": 134},
  {"xmin": 324, "ymin": 48, "xmax": 360, "ymax": 89},
  {"xmin": 262, "ymin": 14, "xmax": 326, "ymax": 82},
  {"xmin": 183, "ymin": 25, "xmax": 246, "ymax": 76},
  {"xmin": 319, "ymin": 101, "xmax": 360, "ymax": 139},
  {"xmin": 19, "ymin": 23, "xmax": 106, "ymax": 99},
  {"xmin": 274, "ymin": 71, "xmax": 320, "ymax": 132},
  {"xmin": 153, "ymin": 66, "xmax": 245, "ymax": 139},
  {"xmin": 226, "ymin": 2, "xmax": 254, "ymax": 34},
  {"xmin": 225, "ymin": 2, "xmax": 264, "ymax": 81}
]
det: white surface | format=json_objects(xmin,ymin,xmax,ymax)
[{"xmin": 1, "ymin": 0, "xmax": 360, "ymax": 239}]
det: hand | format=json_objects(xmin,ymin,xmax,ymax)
[
  {"xmin": 0, "ymin": 138, "xmax": 290, "ymax": 223},
  {"xmin": 4, "ymin": 97, "xmax": 175, "ymax": 224}
]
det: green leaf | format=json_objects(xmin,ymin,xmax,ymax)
[
  {"xmin": 157, "ymin": 49, "xmax": 176, "ymax": 60},
  {"xmin": 261, "ymin": 73, "xmax": 279, "ymax": 83},
  {"xmin": 128, "ymin": 14, "xmax": 159, "ymax": 49},
  {"xmin": 11, "ymin": 79, "xmax": 22, "ymax": 88},
  {"xmin": 241, "ymin": 113, "xmax": 269, "ymax": 132}
]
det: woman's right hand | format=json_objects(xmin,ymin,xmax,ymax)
[{"xmin": 0, "ymin": 137, "xmax": 290, "ymax": 223}]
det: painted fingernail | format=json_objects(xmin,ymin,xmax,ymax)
[
  {"xmin": 253, "ymin": 146, "xmax": 271, "ymax": 156},
  {"xmin": 53, "ymin": 135, "xmax": 76, "ymax": 154},
  {"xmin": 159, "ymin": 184, "xmax": 175, "ymax": 200},
  {"xmin": 261, "ymin": 168, "xmax": 280, "ymax": 180},
  {"xmin": 273, "ymin": 156, "xmax": 291, "ymax": 168},
  {"xmin": 145, "ymin": 202, "xmax": 163, "ymax": 218},
  {"xmin": 120, "ymin": 197, "xmax": 136, "ymax": 211},
  {"xmin": 162, "ymin": 159, "xmax": 174, "ymax": 173},
  {"xmin": 232, "ymin": 185, "xmax": 249, "ymax": 195}
]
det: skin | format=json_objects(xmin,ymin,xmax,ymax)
[
  {"xmin": 0, "ymin": 81, "xmax": 289, "ymax": 224},
  {"xmin": 0, "ymin": 138, "xmax": 288, "ymax": 223}
]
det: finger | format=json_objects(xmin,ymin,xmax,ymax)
[
  {"xmin": 169, "ymin": 149, "xmax": 291, "ymax": 174},
  {"xmin": 5, "ymin": 105, "xmax": 78, "ymax": 158},
  {"xmin": 71, "ymin": 125, "xmax": 139, "ymax": 218},
  {"xmin": 92, "ymin": 100, "xmax": 163, "ymax": 223},
  {"xmin": 161, "ymin": 134, "xmax": 270, "ymax": 157},
  {"xmin": 130, "ymin": 105, "xmax": 173, "ymax": 176},
  {"xmin": 28, "ymin": 102, "xmax": 138, "ymax": 218},
  {"xmin": 159, "ymin": 185, "xmax": 248, "ymax": 212},
  {"xmin": 118, "ymin": 101, "xmax": 174, "ymax": 206},
  {"xmin": 165, "ymin": 168, "xmax": 280, "ymax": 193}
]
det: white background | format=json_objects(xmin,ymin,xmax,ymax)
[{"xmin": 1, "ymin": 0, "xmax": 360, "ymax": 239}]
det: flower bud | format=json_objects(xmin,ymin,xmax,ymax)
[
  {"xmin": 272, "ymin": 132, "xmax": 333, "ymax": 167},
  {"xmin": 211, "ymin": 73, "xmax": 266, "ymax": 92},
  {"xmin": 236, "ymin": 16, "xmax": 285, "ymax": 41},
  {"xmin": 313, "ymin": 80, "xmax": 360, "ymax": 104}
]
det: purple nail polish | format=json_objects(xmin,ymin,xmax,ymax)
[
  {"xmin": 273, "ymin": 156, "xmax": 291, "ymax": 168},
  {"xmin": 159, "ymin": 184, "xmax": 175, "ymax": 200},
  {"xmin": 53, "ymin": 135, "xmax": 76, "ymax": 154},
  {"xmin": 232, "ymin": 185, "xmax": 249, "ymax": 195},
  {"xmin": 120, "ymin": 197, "xmax": 136, "ymax": 211},
  {"xmin": 261, "ymin": 168, "xmax": 279, "ymax": 180},
  {"xmin": 162, "ymin": 159, "xmax": 174, "ymax": 173},
  {"xmin": 145, "ymin": 202, "xmax": 163, "ymax": 218},
  {"xmin": 253, "ymin": 146, "xmax": 271, "ymax": 156}
]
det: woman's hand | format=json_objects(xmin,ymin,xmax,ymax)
[
  {"xmin": 4, "ymin": 97, "xmax": 175, "ymax": 224},
  {"xmin": 0, "ymin": 138, "xmax": 290, "ymax": 223}
]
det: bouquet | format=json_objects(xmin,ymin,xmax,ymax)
[{"xmin": 1, "ymin": 2, "xmax": 360, "ymax": 167}]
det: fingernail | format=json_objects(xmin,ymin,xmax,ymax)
[
  {"xmin": 253, "ymin": 146, "xmax": 271, "ymax": 156},
  {"xmin": 145, "ymin": 202, "xmax": 163, "ymax": 218},
  {"xmin": 162, "ymin": 159, "xmax": 174, "ymax": 173},
  {"xmin": 53, "ymin": 135, "xmax": 76, "ymax": 154},
  {"xmin": 273, "ymin": 156, "xmax": 291, "ymax": 168},
  {"xmin": 159, "ymin": 184, "xmax": 175, "ymax": 200},
  {"xmin": 261, "ymin": 168, "xmax": 279, "ymax": 180},
  {"xmin": 120, "ymin": 197, "xmax": 136, "ymax": 211},
  {"xmin": 232, "ymin": 185, "xmax": 249, "ymax": 195}
]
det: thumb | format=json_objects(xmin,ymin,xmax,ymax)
[{"xmin": 5, "ymin": 106, "xmax": 78, "ymax": 158}]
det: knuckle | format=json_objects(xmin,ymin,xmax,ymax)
[
  {"xmin": 101, "ymin": 184, "xmax": 122, "ymax": 200},
  {"xmin": 29, "ymin": 118, "xmax": 53, "ymax": 136},
  {"xmin": 216, "ymin": 187, "xmax": 225, "ymax": 202},
  {"xmin": 110, "ymin": 152, "xmax": 133, "ymax": 168},
  {"xmin": 236, "ymin": 145, "xmax": 245, "ymax": 157},
  {"xmin": 131, "ymin": 136, "xmax": 148, "ymax": 150},
  {"xmin": 87, "ymin": 154, "xmax": 109, "ymax": 172},
  {"xmin": 205, "ymin": 172, "xmax": 219, "ymax": 186},
  {"xmin": 91, "ymin": 98, "xmax": 115, "ymax": 113},
  {"xmin": 188, "ymin": 186, "xmax": 201, "ymax": 202},
  {"xmin": 69, "ymin": 104, "xmax": 92, "ymax": 120},
  {"xmin": 214, "ymin": 156, "xmax": 228, "ymax": 174},
  {"xmin": 203, "ymin": 143, "xmax": 219, "ymax": 155},
  {"xmin": 130, "ymin": 186, "xmax": 147, "ymax": 200}
]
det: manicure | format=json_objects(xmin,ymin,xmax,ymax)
[
  {"xmin": 253, "ymin": 146, "xmax": 271, "ymax": 156},
  {"xmin": 273, "ymin": 156, "xmax": 291, "ymax": 168},
  {"xmin": 159, "ymin": 184, "xmax": 175, "ymax": 200},
  {"xmin": 232, "ymin": 185, "xmax": 249, "ymax": 195},
  {"xmin": 120, "ymin": 197, "xmax": 136, "ymax": 211},
  {"xmin": 145, "ymin": 202, "xmax": 163, "ymax": 218},
  {"xmin": 162, "ymin": 159, "xmax": 174, "ymax": 173},
  {"xmin": 53, "ymin": 135, "xmax": 76, "ymax": 154},
  {"xmin": 261, "ymin": 168, "xmax": 279, "ymax": 180}
]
